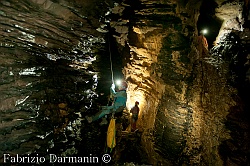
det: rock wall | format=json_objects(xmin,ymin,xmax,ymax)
[
  {"xmin": 0, "ymin": 0, "xmax": 113, "ymax": 163},
  {"xmin": 0, "ymin": 0, "xmax": 249, "ymax": 165},
  {"xmin": 111, "ymin": 0, "xmax": 250, "ymax": 165}
]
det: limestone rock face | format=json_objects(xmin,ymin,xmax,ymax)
[
  {"xmin": 0, "ymin": 0, "xmax": 113, "ymax": 162},
  {"xmin": 0, "ymin": 0, "xmax": 250, "ymax": 165},
  {"xmin": 111, "ymin": 0, "xmax": 250, "ymax": 165}
]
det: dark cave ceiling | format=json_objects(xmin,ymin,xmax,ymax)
[{"xmin": 0, "ymin": 0, "xmax": 112, "ymax": 63}]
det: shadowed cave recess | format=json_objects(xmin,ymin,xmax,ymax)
[{"xmin": 0, "ymin": 0, "xmax": 250, "ymax": 165}]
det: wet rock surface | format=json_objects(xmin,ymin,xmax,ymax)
[
  {"xmin": 1, "ymin": 0, "xmax": 250, "ymax": 166},
  {"xmin": 0, "ymin": 0, "xmax": 114, "ymax": 164}
]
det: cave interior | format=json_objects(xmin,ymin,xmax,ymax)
[{"xmin": 0, "ymin": 0, "xmax": 250, "ymax": 165}]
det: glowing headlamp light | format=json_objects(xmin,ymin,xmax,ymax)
[
  {"xmin": 116, "ymin": 80, "xmax": 122, "ymax": 86},
  {"xmin": 202, "ymin": 29, "xmax": 208, "ymax": 35}
]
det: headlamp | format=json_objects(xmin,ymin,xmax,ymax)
[
  {"xmin": 202, "ymin": 29, "xmax": 208, "ymax": 35},
  {"xmin": 116, "ymin": 79, "xmax": 121, "ymax": 86}
]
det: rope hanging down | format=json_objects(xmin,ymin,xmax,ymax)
[
  {"xmin": 106, "ymin": 33, "xmax": 116, "ymax": 154},
  {"xmin": 108, "ymin": 34, "xmax": 114, "ymax": 84}
]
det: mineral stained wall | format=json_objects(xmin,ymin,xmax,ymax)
[{"xmin": 111, "ymin": 0, "xmax": 250, "ymax": 165}]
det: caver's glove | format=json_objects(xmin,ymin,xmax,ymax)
[{"xmin": 111, "ymin": 83, "xmax": 115, "ymax": 90}]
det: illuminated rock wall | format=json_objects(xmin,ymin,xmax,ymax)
[
  {"xmin": 111, "ymin": 0, "xmax": 250, "ymax": 165},
  {"xmin": 0, "ymin": 0, "xmax": 249, "ymax": 165}
]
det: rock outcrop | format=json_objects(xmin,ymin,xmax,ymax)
[
  {"xmin": 0, "ymin": 0, "xmax": 112, "ymax": 163},
  {"xmin": 110, "ymin": 0, "xmax": 250, "ymax": 165},
  {"xmin": 0, "ymin": 0, "xmax": 250, "ymax": 165}
]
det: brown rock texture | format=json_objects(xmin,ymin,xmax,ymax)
[
  {"xmin": 111, "ymin": 0, "xmax": 250, "ymax": 165},
  {"xmin": 0, "ymin": 0, "xmax": 250, "ymax": 165}
]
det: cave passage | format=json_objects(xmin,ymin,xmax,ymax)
[
  {"xmin": 197, "ymin": 0, "xmax": 222, "ymax": 48},
  {"xmin": 0, "ymin": 0, "xmax": 250, "ymax": 166}
]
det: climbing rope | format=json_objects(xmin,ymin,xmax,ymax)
[
  {"xmin": 107, "ymin": 32, "xmax": 115, "ymax": 105},
  {"xmin": 103, "ymin": 32, "xmax": 116, "ymax": 155},
  {"xmin": 108, "ymin": 33, "xmax": 114, "ymax": 84}
]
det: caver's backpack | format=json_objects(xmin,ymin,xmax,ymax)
[{"xmin": 107, "ymin": 118, "xmax": 116, "ymax": 151}]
